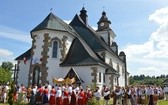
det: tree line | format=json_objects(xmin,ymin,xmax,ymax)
[{"xmin": 129, "ymin": 74, "xmax": 168, "ymax": 86}]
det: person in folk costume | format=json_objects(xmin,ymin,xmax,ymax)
[
  {"xmin": 158, "ymin": 86, "xmax": 163, "ymax": 99},
  {"xmin": 68, "ymin": 84, "xmax": 73, "ymax": 95},
  {"xmin": 62, "ymin": 88, "xmax": 70, "ymax": 105},
  {"xmin": 163, "ymin": 85, "xmax": 168, "ymax": 101},
  {"xmin": 87, "ymin": 88, "xmax": 93, "ymax": 100},
  {"xmin": 110, "ymin": 87, "xmax": 117, "ymax": 105},
  {"xmin": 146, "ymin": 85, "xmax": 154, "ymax": 105},
  {"xmin": 36, "ymin": 85, "xmax": 43, "ymax": 104},
  {"xmin": 153, "ymin": 86, "xmax": 158, "ymax": 105},
  {"xmin": 30, "ymin": 90, "xmax": 36, "ymax": 105},
  {"xmin": 13, "ymin": 89, "xmax": 18, "ymax": 103},
  {"xmin": 93, "ymin": 87, "xmax": 101, "ymax": 104},
  {"xmin": 115, "ymin": 86, "xmax": 122, "ymax": 105},
  {"xmin": 78, "ymin": 88, "xmax": 85, "ymax": 105},
  {"xmin": 101, "ymin": 85, "xmax": 106, "ymax": 97},
  {"xmin": 101, "ymin": 85, "xmax": 107, "ymax": 105},
  {"xmin": 104, "ymin": 87, "xmax": 111, "ymax": 105},
  {"xmin": 26, "ymin": 86, "xmax": 32, "ymax": 104},
  {"xmin": 140, "ymin": 85, "xmax": 147, "ymax": 105},
  {"xmin": 136, "ymin": 86, "xmax": 141, "ymax": 105},
  {"xmin": 49, "ymin": 86, "xmax": 56, "ymax": 105},
  {"xmin": 121, "ymin": 87, "xmax": 126, "ymax": 105},
  {"xmin": 42, "ymin": 86, "xmax": 49, "ymax": 105},
  {"xmin": 56, "ymin": 86, "xmax": 62, "ymax": 105},
  {"xmin": 130, "ymin": 86, "xmax": 136, "ymax": 105},
  {"xmin": 124, "ymin": 86, "xmax": 131, "ymax": 105},
  {"xmin": 83, "ymin": 85, "xmax": 89, "ymax": 104},
  {"xmin": 83, "ymin": 90, "xmax": 87, "ymax": 105},
  {"xmin": 70, "ymin": 88, "xmax": 77, "ymax": 105}
]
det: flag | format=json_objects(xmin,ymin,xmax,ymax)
[{"xmin": 23, "ymin": 57, "xmax": 27, "ymax": 64}]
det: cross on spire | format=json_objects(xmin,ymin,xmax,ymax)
[
  {"xmin": 50, "ymin": 8, "xmax": 53, "ymax": 12},
  {"xmin": 103, "ymin": 6, "xmax": 105, "ymax": 12},
  {"xmin": 83, "ymin": 3, "xmax": 85, "ymax": 7}
]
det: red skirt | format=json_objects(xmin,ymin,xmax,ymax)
[
  {"xmin": 63, "ymin": 98, "xmax": 69, "ymax": 105},
  {"xmin": 78, "ymin": 99, "xmax": 84, "ymax": 105},
  {"xmin": 49, "ymin": 96, "xmax": 56, "ymax": 105},
  {"xmin": 56, "ymin": 97, "xmax": 62, "ymax": 105}
]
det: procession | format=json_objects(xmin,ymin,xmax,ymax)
[{"xmin": 0, "ymin": 83, "xmax": 168, "ymax": 105}]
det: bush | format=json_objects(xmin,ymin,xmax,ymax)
[{"xmin": 87, "ymin": 98, "xmax": 99, "ymax": 105}]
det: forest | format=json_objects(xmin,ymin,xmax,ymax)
[{"xmin": 129, "ymin": 74, "xmax": 168, "ymax": 86}]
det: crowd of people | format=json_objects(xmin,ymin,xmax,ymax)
[{"xmin": 0, "ymin": 83, "xmax": 168, "ymax": 105}]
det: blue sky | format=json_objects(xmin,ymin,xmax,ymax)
[{"xmin": 0, "ymin": 0, "xmax": 168, "ymax": 76}]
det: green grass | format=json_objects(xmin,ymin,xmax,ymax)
[{"xmin": 158, "ymin": 100, "xmax": 168, "ymax": 105}]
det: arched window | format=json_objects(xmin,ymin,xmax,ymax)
[
  {"xmin": 33, "ymin": 66, "xmax": 40, "ymax": 86},
  {"xmin": 52, "ymin": 41, "xmax": 58, "ymax": 58}
]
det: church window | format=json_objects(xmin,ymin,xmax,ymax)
[
  {"xmin": 117, "ymin": 77, "xmax": 119, "ymax": 86},
  {"xmin": 115, "ymin": 78, "xmax": 117, "ymax": 83},
  {"xmin": 99, "ymin": 72, "xmax": 101, "ymax": 83},
  {"xmin": 32, "ymin": 66, "xmax": 40, "ymax": 86},
  {"xmin": 117, "ymin": 63, "xmax": 120, "ymax": 72},
  {"xmin": 103, "ymin": 73, "xmax": 105, "ymax": 83},
  {"xmin": 52, "ymin": 41, "xmax": 58, "ymax": 58},
  {"xmin": 122, "ymin": 67, "xmax": 125, "ymax": 77}
]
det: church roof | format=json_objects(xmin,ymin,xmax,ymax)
[
  {"xmin": 60, "ymin": 37, "xmax": 106, "ymax": 66},
  {"xmin": 106, "ymin": 68, "xmax": 119, "ymax": 75},
  {"xmin": 31, "ymin": 12, "xmax": 76, "ymax": 36},
  {"xmin": 69, "ymin": 14, "xmax": 117, "ymax": 56},
  {"xmin": 15, "ymin": 48, "xmax": 31, "ymax": 60}
]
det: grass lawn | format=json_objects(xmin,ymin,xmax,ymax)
[{"xmin": 158, "ymin": 100, "xmax": 168, "ymax": 105}]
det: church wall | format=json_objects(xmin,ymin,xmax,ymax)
[
  {"xmin": 17, "ymin": 59, "xmax": 30, "ymax": 87},
  {"xmin": 45, "ymin": 30, "xmax": 74, "ymax": 85},
  {"xmin": 31, "ymin": 30, "xmax": 75, "ymax": 85},
  {"xmin": 118, "ymin": 65, "xmax": 125, "ymax": 87},
  {"xmin": 97, "ymin": 31, "xmax": 109, "ymax": 44},
  {"xmin": 96, "ymin": 30, "xmax": 115, "ymax": 45},
  {"xmin": 105, "ymin": 52, "xmax": 125, "ymax": 87},
  {"xmin": 31, "ymin": 31, "xmax": 45, "ymax": 65}
]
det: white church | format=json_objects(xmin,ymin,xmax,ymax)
[{"xmin": 15, "ymin": 7, "xmax": 129, "ymax": 89}]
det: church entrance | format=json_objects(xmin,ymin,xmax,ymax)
[{"xmin": 32, "ymin": 66, "xmax": 40, "ymax": 86}]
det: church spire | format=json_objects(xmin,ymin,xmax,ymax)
[
  {"xmin": 79, "ymin": 7, "xmax": 88, "ymax": 25},
  {"xmin": 97, "ymin": 11, "xmax": 111, "ymax": 31}
]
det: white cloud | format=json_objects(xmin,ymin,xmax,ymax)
[
  {"xmin": 122, "ymin": 7, "xmax": 168, "ymax": 76},
  {"xmin": 149, "ymin": 7, "xmax": 168, "ymax": 24},
  {"xmin": 137, "ymin": 67, "xmax": 162, "ymax": 76},
  {"xmin": 0, "ymin": 48, "xmax": 13, "ymax": 57},
  {"xmin": 91, "ymin": 26, "xmax": 97, "ymax": 30},
  {"xmin": 64, "ymin": 20, "xmax": 71, "ymax": 24},
  {"xmin": 0, "ymin": 48, "xmax": 16, "ymax": 66},
  {"xmin": 0, "ymin": 26, "xmax": 31, "ymax": 44}
]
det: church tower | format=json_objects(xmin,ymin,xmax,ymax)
[
  {"xmin": 79, "ymin": 7, "xmax": 88, "ymax": 25},
  {"xmin": 96, "ymin": 11, "xmax": 116, "ymax": 46}
]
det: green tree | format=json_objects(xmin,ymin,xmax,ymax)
[
  {"xmin": 1, "ymin": 61, "xmax": 14, "ymax": 71},
  {"xmin": 0, "ymin": 67, "xmax": 12, "ymax": 84}
]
